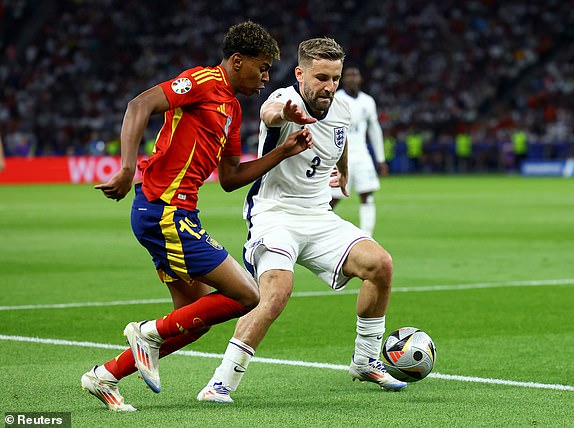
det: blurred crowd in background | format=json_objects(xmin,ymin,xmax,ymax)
[{"xmin": 1, "ymin": 0, "xmax": 573, "ymax": 173}]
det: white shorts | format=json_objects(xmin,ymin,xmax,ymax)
[
  {"xmin": 331, "ymin": 157, "xmax": 380, "ymax": 199},
  {"xmin": 243, "ymin": 210, "xmax": 371, "ymax": 290}
]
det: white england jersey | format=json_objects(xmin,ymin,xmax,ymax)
[
  {"xmin": 334, "ymin": 90, "xmax": 384, "ymax": 164},
  {"xmin": 244, "ymin": 84, "xmax": 351, "ymax": 219}
]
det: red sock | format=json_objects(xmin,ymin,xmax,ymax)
[
  {"xmin": 104, "ymin": 349, "xmax": 137, "ymax": 380},
  {"xmin": 104, "ymin": 329, "xmax": 207, "ymax": 381},
  {"xmin": 156, "ymin": 292, "xmax": 247, "ymax": 338}
]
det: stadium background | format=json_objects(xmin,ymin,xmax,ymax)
[
  {"xmin": 1, "ymin": 2, "xmax": 573, "ymax": 425},
  {"xmin": 1, "ymin": 0, "xmax": 573, "ymax": 179}
]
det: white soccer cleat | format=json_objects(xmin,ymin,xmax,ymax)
[
  {"xmin": 124, "ymin": 321, "xmax": 162, "ymax": 393},
  {"xmin": 349, "ymin": 357, "xmax": 408, "ymax": 391},
  {"xmin": 197, "ymin": 381, "xmax": 234, "ymax": 403},
  {"xmin": 81, "ymin": 366, "xmax": 137, "ymax": 412}
]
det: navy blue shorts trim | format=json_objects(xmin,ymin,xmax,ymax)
[{"xmin": 130, "ymin": 184, "xmax": 228, "ymax": 282}]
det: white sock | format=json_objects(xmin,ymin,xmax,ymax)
[
  {"xmin": 140, "ymin": 320, "xmax": 163, "ymax": 342},
  {"xmin": 95, "ymin": 365, "xmax": 118, "ymax": 382},
  {"xmin": 359, "ymin": 196, "xmax": 376, "ymax": 237},
  {"xmin": 211, "ymin": 338, "xmax": 254, "ymax": 391},
  {"xmin": 353, "ymin": 316, "xmax": 385, "ymax": 364}
]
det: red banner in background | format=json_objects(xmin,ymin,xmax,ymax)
[
  {"xmin": 0, "ymin": 154, "xmax": 257, "ymax": 184},
  {"xmin": 0, "ymin": 156, "xmax": 144, "ymax": 184}
]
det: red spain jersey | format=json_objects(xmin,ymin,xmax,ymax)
[{"xmin": 138, "ymin": 65, "xmax": 242, "ymax": 210}]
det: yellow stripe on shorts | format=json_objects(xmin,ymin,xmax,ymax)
[{"xmin": 159, "ymin": 205, "xmax": 191, "ymax": 283}]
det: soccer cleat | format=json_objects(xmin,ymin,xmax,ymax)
[
  {"xmin": 196, "ymin": 381, "xmax": 234, "ymax": 403},
  {"xmin": 124, "ymin": 321, "xmax": 162, "ymax": 393},
  {"xmin": 81, "ymin": 366, "xmax": 137, "ymax": 412},
  {"xmin": 349, "ymin": 357, "xmax": 408, "ymax": 391}
]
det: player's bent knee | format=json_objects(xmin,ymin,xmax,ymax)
[
  {"xmin": 356, "ymin": 247, "xmax": 393, "ymax": 283},
  {"xmin": 378, "ymin": 250, "xmax": 393, "ymax": 275},
  {"xmin": 238, "ymin": 283, "xmax": 260, "ymax": 311},
  {"xmin": 256, "ymin": 269, "xmax": 293, "ymax": 319},
  {"xmin": 373, "ymin": 250, "xmax": 393, "ymax": 282}
]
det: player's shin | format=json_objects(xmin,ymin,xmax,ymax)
[
  {"xmin": 213, "ymin": 338, "xmax": 254, "ymax": 391},
  {"xmin": 359, "ymin": 195, "xmax": 376, "ymax": 237},
  {"xmin": 353, "ymin": 315, "xmax": 385, "ymax": 364},
  {"xmin": 103, "ymin": 328, "xmax": 207, "ymax": 381},
  {"xmin": 156, "ymin": 292, "xmax": 248, "ymax": 338},
  {"xmin": 103, "ymin": 351, "xmax": 137, "ymax": 381}
]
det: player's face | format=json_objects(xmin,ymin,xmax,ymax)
[
  {"xmin": 342, "ymin": 67, "xmax": 362, "ymax": 93},
  {"xmin": 236, "ymin": 55, "xmax": 273, "ymax": 96},
  {"xmin": 296, "ymin": 58, "xmax": 343, "ymax": 116}
]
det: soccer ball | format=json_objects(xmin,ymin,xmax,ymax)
[{"xmin": 381, "ymin": 327, "xmax": 436, "ymax": 382}]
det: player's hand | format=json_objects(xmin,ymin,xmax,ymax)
[
  {"xmin": 378, "ymin": 161, "xmax": 389, "ymax": 177},
  {"xmin": 281, "ymin": 128, "xmax": 313, "ymax": 158},
  {"xmin": 329, "ymin": 166, "xmax": 349, "ymax": 197},
  {"xmin": 329, "ymin": 166, "xmax": 339, "ymax": 188},
  {"xmin": 338, "ymin": 171, "xmax": 349, "ymax": 197},
  {"xmin": 94, "ymin": 168, "xmax": 134, "ymax": 201},
  {"xmin": 282, "ymin": 99, "xmax": 317, "ymax": 125}
]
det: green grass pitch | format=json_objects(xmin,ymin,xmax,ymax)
[{"xmin": 1, "ymin": 176, "xmax": 573, "ymax": 427}]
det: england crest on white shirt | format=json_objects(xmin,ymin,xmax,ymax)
[{"xmin": 334, "ymin": 127, "xmax": 346, "ymax": 148}]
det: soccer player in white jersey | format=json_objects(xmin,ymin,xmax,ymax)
[
  {"xmin": 330, "ymin": 66, "xmax": 386, "ymax": 237},
  {"xmin": 197, "ymin": 37, "xmax": 406, "ymax": 403}
]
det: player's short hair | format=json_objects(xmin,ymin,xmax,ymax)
[
  {"xmin": 343, "ymin": 62, "xmax": 362, "ymax": 73},
  {"xmin": 222, "ymin": 21, "xmax": 280, "ymax": 60},
  {"xmin": 298, "ymin": 37, "xmax": 345, "ymax": 67}
]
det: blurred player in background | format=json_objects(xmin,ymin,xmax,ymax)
[
  {"xmin": 80, "ymin": 21, "xmax": 312, "ymax": 412},
  {"xmin": 198, "ymin": 37, "xmax": 406, "ymax": 404},
  {"xmin": 330, "ymin": 66, "xmax": 386, "ymax": 237}
]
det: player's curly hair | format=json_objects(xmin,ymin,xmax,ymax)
[
  {"xmin": 298, "ymin": 37, "xmax": 345, "ymax": 66},
  {"xmin": 222, "ymin": 21, "xmax": 280, "ymax": 60}
]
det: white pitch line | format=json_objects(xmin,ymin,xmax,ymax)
[
  {"xmin": 0, "ymin": 278, "xmax": 573, "ymax": 312},
  {"xmin": 427, "ymin": 373, "xmax": 574, "ymax": 392},
  {"xmin": 0, "ymin": 298, "xmax": 173, "ymax": 311},
  {"xmin": 1, "ymin": 334, "xmax": 572, "ymax": 392}
]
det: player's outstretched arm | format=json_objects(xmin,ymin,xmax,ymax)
[
  {"xmin": 218, "ymin": 128, "xmax": 313, "ymax": 192},
  {"xmin": 95, "ymin": 86, "xmax": 169, "ymax": 201},
  {"xmin": 262, "ymin": 100, "xmax": 317, "ymax": 127}
]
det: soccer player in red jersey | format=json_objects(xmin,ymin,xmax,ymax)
[{"xmin": 81, "ymin": 21, "xmax": 313, "ymax": 411}]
